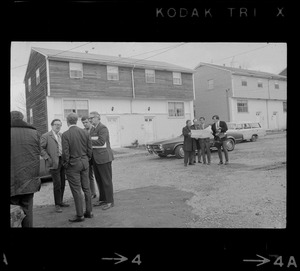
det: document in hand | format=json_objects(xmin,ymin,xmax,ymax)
[{"xmin": 191, "ymin": 127, "xmax": 213, "ymax": 139}]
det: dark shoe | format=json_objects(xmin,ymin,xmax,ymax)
[
  {"xmin": 91, "ymin": 194, "xmax": 97, "ymax": 199},
  {"xmin": 55, "ymin": 205, "xmax": 63, "ymax": 213},
  {"xmin": 203, "ymin": 162, "xmax": 207, "ymax": 165},
  {"xmin": 93, "ymin": 201, "xmax": 106, "ymax": 207},
  {"xmin": 84, "ymin": 212, "xmax": 94, "ymax": 218},
  {"xmin": 102, "ymin": 203, "xmax": 114, "ymax": 210},
  {"xmin": 60, "ymin": 203, "xmax": 70, "ymax": 207},
  {"xmin": 218, "ymin": 161, "xmax": 223, "ymax": 165},
  {"xmin": 224, "ymin": 161, "xmax": 229, "ymax": 165},
  {"xmin": 188, "ymin": 163, "xmax": 195, "ymax": 165},
  {"xmin": 193, "ymin": 161, "xmax": 196, "ymax": 163},
  {"xmin": 198, "ymin": 161, "xmax": 202, "ymax": 163},
  {"xmin": 69, "ymin": 216, "xmax": 85, "ymax": 222}
]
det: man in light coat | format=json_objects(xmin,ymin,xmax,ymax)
[
  {"xmin": 40, "ymin": 119, "xmax": 69, "ymax": 213},
  {"xmin": 11, "ymin": 111, "xmax": 41, "ymax": 227}
]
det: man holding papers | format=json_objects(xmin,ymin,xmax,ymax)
[
  {"xmin": 89, "ymin": 111, "xmax": 115, "ymax": 210},
  {"xmin": 198, "ymin": 117, "xmax": 212, "ymax": 165}
]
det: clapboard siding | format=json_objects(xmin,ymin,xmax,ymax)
[
  {"xmin": 24, "ymin": 51, "xmax": 48, "ymax": 135},
  {"xmin": 49, "ymin": 60, "xmax": 133, "ymax": 98},
  {"xmin": 48, "ymin": 60, "xmax": 194, "ymax": 100},
  {"xmin": 134, "ymin": 68, "xmax": 193, "ymax": 100}
]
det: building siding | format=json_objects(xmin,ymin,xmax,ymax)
[
  {"xmin": 24, "ymin": 51, "xmax": 48, "ymax": 135},
  {"xmin": 194, "ymin": 66, "xmax": 232, "ymax": 122}
]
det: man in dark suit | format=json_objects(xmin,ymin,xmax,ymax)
[
  {"xmin": 182, "ymin": 120, "xmax": 197, "ymax": 166},
  {"xmin": 89, "ymin": 111, "xmax": 114, "ymax": 210},
  {"xmin": 62, "ymin": 113, "xmax": 93, "ymax": 222},
  {"xmin": 191, "ymin": 118, "xmax": 202, "ymax": 163},
  {"xmin": 41, "ymin": 119, "xmax": 69, "ymax": 213},
  {"xmin": 211, "ymin": 115, "xmax": 229, "ymax": 165}
]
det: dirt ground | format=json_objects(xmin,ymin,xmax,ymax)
[{"xmin": 33, "ymin": 131, "xmax": 286, "ymax": 228}]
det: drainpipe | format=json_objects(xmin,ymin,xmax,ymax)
[
  {"xmin": 225, "ymin": 88, "xmax": 230, "ymax": 122},
  {"xmin": 131, "ymin": 65, "xmax": 136, "ymax": 114}
]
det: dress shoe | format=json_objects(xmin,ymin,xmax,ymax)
[
  {"xmin": 84, "ymin": 212, "xmax": 94, "ymax": 218},
  {"xmin": 102, "ymin": 203, "xmax": 114, "ymax": 210},
  {"xmin": 224, "ymin": 161, "xmax": 229, "ymax": 165},
  {"xmin": 188, "ymin": 163, "xmax": 195, "ymax": 165},
  {"xmin": 218, "ymin": 161, "xmax": 223, "ymax": 165},
  {"xmin": 59, "ymin": 203, "xmax": 70, "ymax": 207},
  {"xmin": 69, "ymin": 216, "xmax": 85, "ymax": 222},
  {"xmin": 198, "ymin": 161, "xmax": 202, "ymax": 163},
  {"xmin": 93, "ymin": 201, "xmax": 106, "ymax": 207},
  {"xmin": 55, "ymin": 205, "xmax": 63, "ymax": 213}
]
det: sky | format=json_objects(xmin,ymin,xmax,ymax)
[{"xmin": 10, "ymin": 42, "xmax": 287, "ymax": 111}]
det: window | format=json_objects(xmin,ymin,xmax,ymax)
[
  {"xmin": 237, "ymin": 99, "xmax": 248, "ymax": 113},
  {"xmin": 107, "ymin": 66, "xmax": 119, "ymax": 80},
  {"xmin": 208, "ymin": 79, "xmax": 214, "ymax": 90},
  {"xmin": 241, "ymin": 77, "xmax": 247, "ymax": 86},
  {"xmin": 28, "ymin": 78, "xmax": 31, "ymax": 92},
  {"xmin": 69, "ymin": 62, "xmax": 83, "ymax": 78},
  {"xmin": 36, "ymin": 68, "xmax": 40, "ymax": 85},
  {"xmin": 257, "ymin": 81, "xmax": 263, "ymax": 88},
  {"xmin": 251, "ymin": 123, "xmax": 261, "ymax": 128},
  {"xmin": 173, "ymin": 72, "xmax": 182, "ymax": 85},
  {"xmin": 145, "ymin": 69, "xmax": 155, "ymax": 83},
  {"xmin": 275, "ymin": 81, "xmax": 280, "ymax": 89},
  {"xmin": 29, "ymin": 108, "xmax": 33, "ymax": 124},
  {"xmin": 168, "ymin": 102, "xmax": 184, "ymax": 117},
  {"xmin": 243, "ymin": 123, "xmax": 251, "ymax": 129},
  {"xmin": 283, "ymin": 101, "xmax": 287, "ymax": 113},
  {"xmin": 63, "ymin": 100, "xmax": 88, "ymax": 119}
]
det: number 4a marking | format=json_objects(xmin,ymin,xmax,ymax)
[{"xmin": 132, "ymin": 254, "xmax": 142, "ymax": 265}]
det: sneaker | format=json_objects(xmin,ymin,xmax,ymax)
[{"xmin": 55, "ymin": 205, "xmax": 63, "ymax": 213}]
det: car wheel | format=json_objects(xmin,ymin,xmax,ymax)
[
  {"xmin": 158, "ymin": 154, "xmax": 167, "ymax": 158},
  {"xmin": 226, "ymin": 138, "xmax": 235, "ymax": 151},
  {"xmin": 174, "ymin": 145, "xmax": 184, "ymax": 159},
  {"xmin": 250, "ymin": 135, "xmax": 258, "ymax": 142}
]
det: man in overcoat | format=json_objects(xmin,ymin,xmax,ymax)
[
  {"xmin": 89, "ymin": 111, "xmax": 114, "ymax": 210},
  {"xmin": 11, "ymin": 111, "xmax": 41, "ymax": 227},
  {"xmin": 182, "ymin": 120, "xmax": 197, "ymax": 166}
]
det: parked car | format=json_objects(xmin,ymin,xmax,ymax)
[
  {"xmin": 227, "ymin": 122, "xmax": 266, "ymax": 142},
  {"xmin": 146, "ymin": 126, "xmax": 243, "ymax": 159}
]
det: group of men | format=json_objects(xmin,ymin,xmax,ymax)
[
  {"xmin": 10, "ymin": 110, "xmax": 114, "ymax": 227},
  {"xmin": 182, "ymin": 115, "xmax": 229, "ymax": 166}
]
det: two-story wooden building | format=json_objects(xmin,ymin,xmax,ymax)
[
  {"xmin": 24, "ymin": 47, "xmax": 195, "ymax": 147},
  {"xmin": 193, "ymin": 63, "xmax": 287, "ymax": 130}
]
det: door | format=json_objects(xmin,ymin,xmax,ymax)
[
  {"xmin": 144, "ymin": 117, "xmax": 155, "ymax": 143},
  {"xmin": 256, "ymin": 111, "xmax": 265, "ymax": 128},
  {"xmin": 270, "ymin": 111, "xmax": 279, "ymax": 130},
  {"xmin": 106, "ymin": 116, "xmax": 121, "ymax": 148}
]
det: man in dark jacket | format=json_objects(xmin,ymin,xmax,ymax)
[
  {"xmin": 182, "ymin": 120, "xmax": 197, "ymax": 166},
  {"xmin": 11, "ymin": 111, "xmax": 41, "ymax": 227},
  {"xmin": 211, "ymin": 115, "xmax": 229, "ymax": 165},
  {"xmin": 62, "ymin": 113, "xmax": 93, "ymax": 222}
]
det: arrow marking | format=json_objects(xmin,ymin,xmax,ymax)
[
  {"xmin": 102, "ymin": 253, "xmax": 128, "ymax": 265},
  {"xmin": 243, "ymin": 254, "xmax": 270, "ymax": 266}
]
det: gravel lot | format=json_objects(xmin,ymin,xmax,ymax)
[{"xmin": 33, "ymin": 131, "xmax": 286, "ymax": 228}]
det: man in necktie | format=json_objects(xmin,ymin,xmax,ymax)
[{"xmin": 41, "ymin": 119, "xmax": 69, "ymax": 213}]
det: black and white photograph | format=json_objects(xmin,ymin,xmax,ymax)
[{"xmin": 10, "ymin": 42, "xmax": 287, "ymax": 228}]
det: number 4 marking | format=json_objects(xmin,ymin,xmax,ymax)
[
  {"xmin": 132, "ymin": 254, "xmax": 142, "ymax": 265},
  {"xmin": 274, "ymin": 256, "xmax": 284, "ymax": 267}
]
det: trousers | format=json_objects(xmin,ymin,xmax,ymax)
[{"xmin": 10, "ymin": 193, "xmax": 34, "ymax": 227}]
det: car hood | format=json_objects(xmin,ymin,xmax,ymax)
[{"xmin": 147, "ymin": 136, "xmax": 183, "ymax": 145}]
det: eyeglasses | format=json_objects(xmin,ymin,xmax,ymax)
[{"xmin": 53, "ymin": 124, "xmax": 62, "ymax": 126}]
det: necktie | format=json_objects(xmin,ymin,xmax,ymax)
[{"xmin": 57, "ymin": 133, "xmax": 62, "ymax": 156}]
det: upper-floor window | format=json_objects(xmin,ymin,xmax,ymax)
[
  {"xmin": 257, "ymin": 80, "xmax": 263, "ymax": 88},
  {"xmin": 29, "ymin": 108, "xmax": 33, "ymax": 124},
  {"xmin": 145, "ymin": 69, "xmax": 155, "ymax": 83},
  {"xmin": 275, "ymin": 81, "xmax": 280, "ymax": 89},
  {"xmin": 237, "ymin": 99, "xmax": 248, "ymax": 113},
  {"xmin": 173, "ymin": 72, "xmax": 182, "ymax": 85},
  {"xmin": 208, "ymin": 79, "xmax": 214, "ymax": 90},
  {"xmin": 283, "ymin": 101, "xmax": 287, "ymax": 113},
  {"xmin": 36, "ymin": 68, "xmax": 40, "ymax": 85},
  {"xmin": 28, "ymin": 78, "xmax": 31, "ymax": 92},
  {"xmin": 69, "ymin": 62, "xmax": 83, "ymax": 78},
  {"xmin": 241, "ymin": 77, "xmax": 247, "ymax": 86},
  {"xmin": 168, "ymin": 102, "xmax": 184, "ymax": 117},
  {"xmin": 107, "ymin": 66, "xmax": 119, "ymax": 81},
  {"xmin": 63, "ymin": 100, "xmax": 89, "ymax": 119}
]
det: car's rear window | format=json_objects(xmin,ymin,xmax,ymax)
[{"xmin": 250, "ymin": 123, "xmax": 261, "ymax": 128}]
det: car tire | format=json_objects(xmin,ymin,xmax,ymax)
[
  {"xmin": 226, "ymin": 138, "xmax": 235, "ymax": 151},
  {"xmin": 158, "ymin": 154, "xmax": 167, "ymax": 158},
  {"xmin": 174, "ymin": 145, "xmax": 184, "ymax": 159},
  {"xmin": 250, "ymin": 135, "xmax": 258, "ymax": 142}
]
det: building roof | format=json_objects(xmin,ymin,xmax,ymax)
[
  {"xmin": 31, "ymin": 47, "xmax": 195, "ymax": 73},
  {"xmin": 195, "ymin": 62, "xmax": 287, "ymax": 80},
  {"xmin": 279, "ymin": 68, "xmax": 287, "ymax": 76}
]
